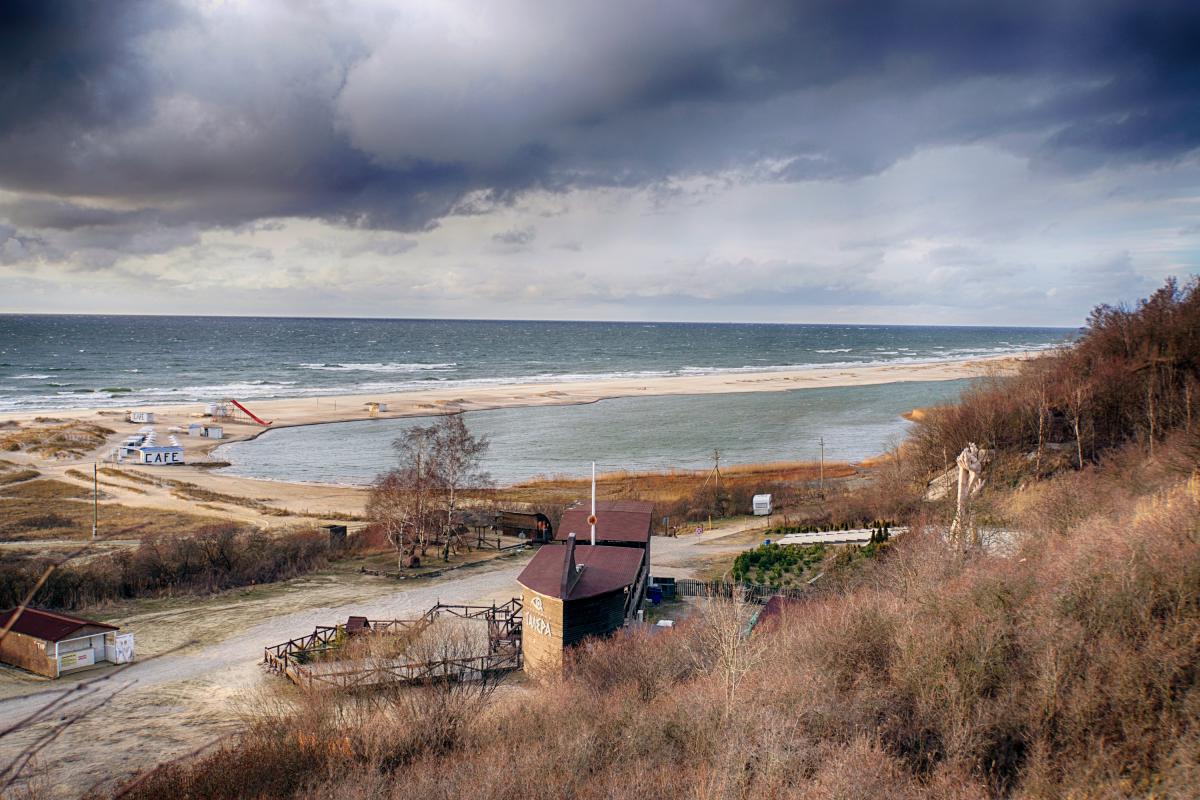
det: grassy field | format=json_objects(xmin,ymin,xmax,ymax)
[
  {"xmin": 0, "ymin": 420, "xmax": 114, "ymax": 458},
  {"xmin": 488, "ymin": 460, "xmax": 857, "ymax": 506},
  {"xmin": 0, "ymin": 478, "xmax": 224, "ymax": 541}
]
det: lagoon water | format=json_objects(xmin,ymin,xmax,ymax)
[
  {"xmin": 0, "ymin": 315, "xmax": 1068, "ymax": 413},
  {"xmin": 215, "ymin": 379, "xmax": 972, "ymax": 485}
]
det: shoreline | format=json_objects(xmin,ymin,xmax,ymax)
[
  {"xmin": 0, "ymin": 353, "xmax": 1034, "ymax": 514},
  {"xmin": 2, "ymin": 352, "xmax": 1033, "ymax": 430}
]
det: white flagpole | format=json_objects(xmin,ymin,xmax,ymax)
[{"xmin": 590, "ymin": 461, "xmax": 596, "ymax": 546}]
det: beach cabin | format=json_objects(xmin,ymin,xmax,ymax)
[
  {"xmin": 200, "ymin": 424, "xmax": 223, "ymax": 439},
  {"xmin": 752, "ymin": 494, "xmax": 773, "ymax": 516},
  {"xmin": 0, "ymin": 608, "xmax": 134, "ymax": 678},
  {"xmin": 126, "ymin": 411, "xmax": 155, "ymax": 424},
  {"xmin": 517, "ymin": 533, "xmax": 646, "ymax": 674}
]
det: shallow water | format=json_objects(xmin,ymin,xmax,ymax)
[{"xmin": 215, "ymin": 379, "xmax": 972, "ymax": 485}]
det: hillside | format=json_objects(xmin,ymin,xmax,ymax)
[{"xmin": 109, "ymin": 279, "xmax": 1200, "ymax": 799}]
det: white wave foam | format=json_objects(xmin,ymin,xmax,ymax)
[
  {"xmin": 7, "ymin": 374, "xmax": 51, "ymax": 380},
  {"xmin": 0, "ymin": 342, "xmax": 1061, "ymax": 413},
  {"xmin": 299, "ymin": 362, "xmax": 457, "ymax": 373}
]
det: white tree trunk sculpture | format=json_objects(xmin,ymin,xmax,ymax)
[{"xmin": 949, "ymin": 442, "xmax": 989, "ymax": 548}]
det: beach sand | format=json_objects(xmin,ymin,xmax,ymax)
[
  {"xmin": 4, "ymin": 353, "xmax": 1025, "ymax": 431},
  {"xmin": 0, "ymin": 353, "xmax": 1029, "ymax": 522}
]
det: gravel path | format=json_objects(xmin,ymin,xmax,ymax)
[{"xmin": 0, "ymin": 517, "xmax": 766, "ymax": 796}]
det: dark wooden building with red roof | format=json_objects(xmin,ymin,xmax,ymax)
[
  {"xmin": 517, "ymin": 533, "xmax": 647, "ymax": 674},
  {"xmin": 554, "ymin": 499, "xmax": 655, "ymax": 548},
  {"xmin": 0, "ymin": 607, "xmax": 130, "ymax": 678}
]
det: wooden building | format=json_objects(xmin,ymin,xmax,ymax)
[
  {"xmin": 498, "ymin": 510, "xmax": 553, "ymax": 543},
  {"xmin": 517, "ymin": 533, "xmax": 646, "ymax": 674},
  {"xmin": 554, "ymin": 499, "xmax": 654, "ymax": 613},
  {"xmin": 554, "ymin": 499, "xmax": 654, "ymax": 549},
  {"xmin": 0, "ymin": 608, "xmax": 133, "ymax": 678}
]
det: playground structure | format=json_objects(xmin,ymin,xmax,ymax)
[
  {"xmin": 207, "ymin": 398, "xmax": 273, "ymax": 426},
  {"xmin": 263, "ymin": 599, "xmax": 523, "ymax": 690}
]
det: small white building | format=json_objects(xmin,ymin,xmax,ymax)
[
  {"xmin": 200, "ymin": 425, "xmax": 223, "ymax": 439},
  {"xmin": 0, "ymin": 607, "xmax": 134, "ymax": 678},
  {"xmin": 752, "ymin": 493, "xmax": 773, "ymax": 516},
  {"xmin": 126, "ymin": 411, "xmax": 155, "ymax": 424}
]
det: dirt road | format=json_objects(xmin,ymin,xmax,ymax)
[{"xmin": 0, "ymin": 518, "xmax": 765, "ymax": 796}]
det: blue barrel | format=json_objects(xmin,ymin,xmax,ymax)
[{"xmin": 647, "ymin": 584, "xmax": 664, "ymax": 605}]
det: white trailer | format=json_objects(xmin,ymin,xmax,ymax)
[
  {"xmin": 127, "ymin": 411, "xmax": 155, "ymax": 423},
  {"xmin": 752, "ymin": 493, "xmax": 773, "ymax": 516}
]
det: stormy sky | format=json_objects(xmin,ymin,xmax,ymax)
[{"xmin": 1, "ymin": 0, "xmax": 1198, "ymax": 324}]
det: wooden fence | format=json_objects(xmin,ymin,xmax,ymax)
[{"xmin": 263, "ymin": 600, "xmax": 523, "ymax": 689}]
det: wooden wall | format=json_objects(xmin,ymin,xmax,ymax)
[
  {"xmin": 0, "ymin": 631, "xmax": 57, "ymax": 678},
  {"xmin": 520, "ymin": 585, "xmax": 628, "ymax": 676},
  {"xmin": 521, "ymin": 587, "xmax": 565, "ymax": 675},
  {"xmin": 562, "ymin": 591, "xmax": 626, "ymax": 647}
]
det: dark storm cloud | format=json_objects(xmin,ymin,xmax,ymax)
[{"xmin": 0, "ymin": 0, "xmax": 1198, "ymax": 256}]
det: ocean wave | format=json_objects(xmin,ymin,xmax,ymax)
[
  {"xmin": 0, "ymin": 342, "xmax": 1061, "ymax": 413},
  {"xmin": 814, "ymin": 349, "xmax": 852, "ymax": 353},
  {"xmin": 7, "ymin": 374, "xmax": 51, "ymax": 380},
  {"xmin": 299, "ymin": 362, "xmax": 457, "ymax": 373}
]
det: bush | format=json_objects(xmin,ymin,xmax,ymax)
[{"xmin": 0, "ymin": 525, "xmax": 334, "ymax": 611}]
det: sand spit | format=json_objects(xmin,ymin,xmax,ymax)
[{"xmin": 1, "ymin": 354, "xmax": 1028, "ymax": 433}]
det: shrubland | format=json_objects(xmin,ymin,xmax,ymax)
[
  {"xmin": 102, "ymin": 278, "xmax": 1200, "ymax": 798},
  {"xmin": 0, "ymin": 525, "xmax": 339, "ymax": 611}
]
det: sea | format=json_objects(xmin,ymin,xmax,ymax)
[{"xmin": 0, "ymin": 315, "xmax": 1072, "ymax": 484}]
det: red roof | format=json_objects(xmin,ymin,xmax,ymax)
[
  {"xmin": 555, "ymin": 500, "xmax": 654, "ymax": 545},
  {"xmin": 517, "ymin": 543, "xmax": 645, "ymax": 601},
  {"xmin": 0, "ymin": 607, "xmax": 118, "ymax": 642}
]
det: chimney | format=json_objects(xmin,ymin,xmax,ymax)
[{"xmin": 562, "ymin": 532, "xmax": 584, "ymax": 598}]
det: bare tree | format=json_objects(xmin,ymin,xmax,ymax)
[
  {"xmin": 368, "ymin": 416, "xmax": 490, "ymax": 566},
  {"xmin": 691, "ymin": 597, "xmax": 767, "ymax": 718},
  {"xmin": 368, "ymin": 425, "xmax": 440, "ymax": 564},
  {"xmin": 431, "ymin": 414, "xmax": 490, "ymax": 560},
  {"xmin": 1062, "ymin": 376, "xmax": 1091, "ymax": 469}
]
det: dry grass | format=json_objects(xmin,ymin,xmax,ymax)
[
  {"xmin": 116, "ymin": 453, "xmax": 1200, "ymax": 799},
  {"xmin": 0, "ymin": 479, "xmax": 223, "ymax": 541},
  {"xmin": 65, "ymin": 468, "xmax": 149, "ymax": 494},
  {"xmin": 490, "ymin": 460, "xmax": 856, "ymax": 506},
  {"xmin": 0, "ymin": 468, "xmax": 40, "ymax": 485},
  {"xmin": 0, "ymin": 421, "xmax": 113, "ymax": 458}
]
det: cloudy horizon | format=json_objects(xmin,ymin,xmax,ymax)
[{"xmin": 2, "ymin": 0, "xmax": 1198, "ymax": 327}]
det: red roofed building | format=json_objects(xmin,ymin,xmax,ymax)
[
  {"xmin": 554, "ymin": 499, "xmax": 654, "ymax": 546},
  {"xmin": 517, "ymin": 533, "xmax": 647, "ymax": 674},
  {"xmin": 0, "ymin": 607, "xmax": 132, "ymax": 678}
]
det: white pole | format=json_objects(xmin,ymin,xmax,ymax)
[{"xmin": 590, "ymin": 461, "xmax": 596, "ymax": 546}]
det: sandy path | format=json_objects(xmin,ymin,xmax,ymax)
[
  {"xmin": 0, "ymin": 563, "xmax": 530, "ymax": 795},
  {"xmin": 0, "ymin": 517, "xmax": 766, "ymax": 795}
]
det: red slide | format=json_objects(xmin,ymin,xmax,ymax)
[{"xmin": 228, "ymin": 398, "xmax": 273, "ymax": 426}]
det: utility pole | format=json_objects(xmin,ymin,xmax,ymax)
[
  {"xmin": 92, "ymin": 462, "xmax": 98, "ymax": 539},
  {"xmin": 818, "ymin": 436, "xmax": 825, "ymax": 495}
]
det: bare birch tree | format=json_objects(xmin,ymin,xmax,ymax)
[
  {"xmin": 431, "ymin": 414, "xmax": 490, "ymax": 559},
  {"xmin": 368, "ymin": 415, "xmax": 490, "ymax": 566}
]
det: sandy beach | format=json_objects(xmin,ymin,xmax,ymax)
[
  {"xmin": 0, "ymin": 353, "xmax": 1029, "ymax": 526},
  {"xmin": 4, "ymin": 353, "xmax": 1026, "ymax": 431}
]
